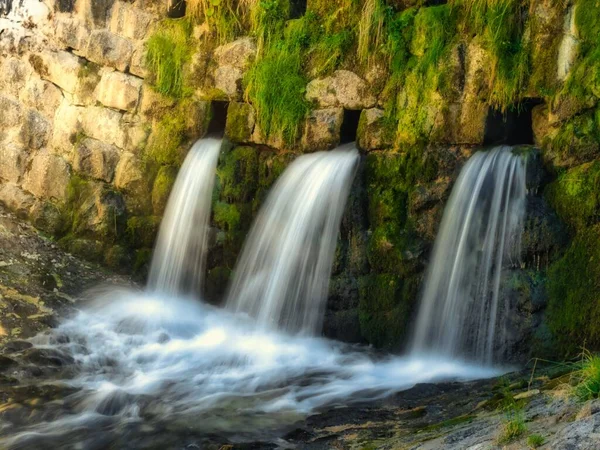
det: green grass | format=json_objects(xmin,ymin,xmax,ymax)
[
  {"xmin": 573, "ymin": 351, "xmax": 600, "ymax": 401},
  {"xmin": 527, "ymin": 433, "xmax": 545, "ymax": 448},
  {"xmin": 145, "ymin": 19, "xmax": 193, "ymax": 98},
  {"xmin": 497, "ymin": 409, "xmax": 527, "ymax": 444}
]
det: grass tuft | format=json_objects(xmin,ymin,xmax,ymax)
[
  {"xmin": 527, "ymin": 433, "xmax": 545, "ymax": 448},
  {"xmin": 573, "ymin": 350, "xmax": 600, "ymax": 401}
]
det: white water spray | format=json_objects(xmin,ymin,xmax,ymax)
[
  {"xmin": 411, "ymin": 146, "xmax": 526, "ymax": 363},
  {"xmin": 147, "ymin": 138, "xmax": 221, "ymax": 295},
  {"xmin": 226, "ymin": 145, "xmax": 359, "ymax": 334}
]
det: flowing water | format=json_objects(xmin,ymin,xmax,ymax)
[
  {"xmin": 226, "ymin": 145, "xmax": 359, "ymax": 334},
  {"xmin": 411, "ymin": 146, "xmax": 526, "ymax": 363},
  {"xmin": 147, "ymin": 137, "xmax": 221, "ymax": 295},
  {"xmin": 0, "ymin": 143, "xmax": 510, "ymax": 448}
]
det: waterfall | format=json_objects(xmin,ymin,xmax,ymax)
[
  {"xmin": 147, "ymin": 137, "xmax": 221, "ymax": 295},
  {"xmin": 411, "ymin": 146, "xmax": 526, "ymax": 363},
  {"xmin": 226, "ymin": 144, "xmax": 359, "ymax": 334}
]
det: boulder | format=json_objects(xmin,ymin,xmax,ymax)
[
  {"xmin": 0, "ymin": 184, "xmax": 35, "ymax": 218},
  {"xmin": 22, "ymin": 151, "xmax": 71, "ymax": 202},
  {"xmin": 225, "ymin": 102, "xmax": 255, "ymax": 143},
  {"xmin": 109, "ymin": 1, "xmax": 155, "ymax": 40},
  {"xmin": 301, "ymin": 108, "xmax": 343, "ymax": 152},
  {"xmin": 86, "ymin": 30, "xmax": 133, "ymax": 72},
  {"xmin": 0, "ymin": 143, "xmax": 29, "ymax": 183},
  {"xmin": 357, "ymin": 108, "xmax": 392, "ymax": 151},
  {"xmin": 73, "ymin": 138, "xmax": 120, "ymax": 182},
  {"xmin": 81, "ymin": 106, "xmax": 127, "ymax": 149},
  {"xmin": 94, "ymin": 70, "xmax": 143, "ymax": 112},
  {"xmin": 29, "ymin": 201, "xmax": 66, "ymax": 235},
  {"xmin": 306, "ymin": 70, "xmax": 376, "ymax": 110},
  {"xmin": 71, "ymin": 182, "xmax": 127, "ymax": 239}
]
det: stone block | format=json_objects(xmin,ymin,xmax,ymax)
[
  {"xmin": 81, "ymin": 106, "xmax": 127, "ymax": 149},
  {"xmin": 109, "ymin": 1, "xmax": 155, "ymax": 40},
  {"xmin": 95, "ymin": 70, "xmax": 143, "ymax": 112},
  {"xmin": 86, "ymin": 30, "xmax": 133, "ymax": 72},
  {"xmin": 53, "ymin": 15, "xmax": 90, "ymax": 51},
  {"xmin": 73, "ymin": 138, "xmax": 120, "ymax": 182},
  {"xmin": 301, "ymin": 108, "xmax": 343, "ymax": 152},
  {"xmin": 22, "ymin": 151, "xmax": 71, "ymax": 202},
  {"xmin": 214, "ymin": 37, "xmax": 256, "ymax": 69},
  {"xmin": 0, "ymin": 143, "xmax": 29, "ymax": 183},
  {"xmin": 357, "ymin": 108, "xmax": 392, "ymax": 151},
  {"xmin": 225, "ymin": 102, "xmax": 255, "ymax": 143},
  {"xmin": 30, "ymin": 50, "xmax": 83, "ymax": 94},
  {"xmin": 0, "ymin": 184, "xmax": 35, "ymax": 218},
  {"xmin": 213, "ymin": 66, "xmax": 243, "ymax": 100},
  {"xmin": 22, "ymin": 77, "xmax": 63, "ymax": 120},
  {"xmin": 306, "ymin": 70, "xmax": 376, "ymax": 110}
]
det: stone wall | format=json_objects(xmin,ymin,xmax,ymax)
[{"xmin": 0, "ymin": 0, "xmax": 598, "ymax": 358}]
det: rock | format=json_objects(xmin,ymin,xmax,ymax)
[
  {"xmin": 50, "ymin": 99, "xmax": 84, "ymax": 161},
  {"xmin": 21, "ymin": 77, "xmax": 63, "ymax": 120},
  {"xmin": 108, "ymin": 1, "xmax": 155, "ymax": 40},
  {"xmin": 81, "ymin": 106, "xmax": 127, "ymax": 149},
  {"xmin": 0, "ymin": 57, "xmax": 33, "ymax": 94},
  {"xmin": 53, "ymin": 16, "xmax": 90, "ymax": 52},
  {"xmin": 152, "ymin": 165, "xmax": 177, "ymax": 215},
  {"xmin": 0, "ymin": 143, "xmax": 29, "ymax": 183},
  {"xmin": 2, "ymin": 340, "xmax": 33, "ymax": 353},
  {"xmin": 70, "ymin": 183, "xmax": 127, "ymax": 238},
  {"xmin": 553, "ymin": 409, "xmax": 600, "ymax": 449},
  {"xmin": 114, "ymin": 152, "xmax": 152, "ymax": 214},
  {"xmin": 30, "ymin": 51, "xmax": 83, "ymax": 94},
  {"xmin": 130, "ymin": 41, "xmax": 149, "ymax": 78},
  {"xmin": 29, "ymin": 201, "xmax": 66, "ymax": 235},
  {"xmin": 22, "ymin": 151, "xmax": 71, "ymax": 202},
  {"xmin": 23, "ymin": 347, "xmax": 74, "ymax": 366},
  {"xmin": 0, "ymin": 95, "xmax": 25, "ymax": 139},
  {"xmin": 139, "ymin": 85, "xmax": 176, "ymax": 118},
  {"xmin": 0, "ymin": 184, "xmax": 35, "ymax": 218},
  {"xmin": 214, "ymin": 37, "xmax": 256, "ymax": 69},
  {"xmin": 576, "ymin": 400, "xmax": 600, "ymax": 420},
  {"xmin": 306, "ymin": 70, "xmax": 376, "ymax": 110},
  {"xmin": 301, "ymin": 108, "xmax": 343, "ymax": 152},
  {"xmin": 213, "ymin": 66, "xmax": 243, "ymax": 100},
  {"xmin": 94, "ymin": 70, "xmax": 143, "ymax": 112},
  {"xmin": 357, "ymin": 108, "xmax": 392, "ymax": 151},
  {"xmin": 78, "ymin": 0, "xmax": 117, "ymax": 28},
  {"xmin": 513, "ymin": 389, "xmax": 540, "ymax": 400},
  {"xmin": 73, "ymin": 138, "xmax": 120, "ymax": 182},
  {"xmin": 532, "ymin": 104, "xmax": 551, "ymax": 147},
  {"xmin": 458, "ymin": 99, "xmax": 488, "ymax": 145},
  {"xmin": 85, "ymin": 30, "xmax": 133, "ymax": 72},
  {"xmin": 225, "ymin": 102, "xmax": 255, "ymax": 143},
  {"xmin": 21, "ymin": 110, "xmax": 51, "ymax": 150},
  {"xmin": 0, "ymin": 355, "xmax": 17, "ymax": 371},
  {"xmin": 557, "ymin": 4, "xmax": 579, "ymax": 81}
]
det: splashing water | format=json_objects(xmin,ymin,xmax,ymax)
[
  {"xmin": 226, "ymin": 145, "xmax": 359, "ymax": 334},
  {"xmin": 147, "ymin": 138, "xmax": 221, "ymax": 295},
  {"xmin": 411, "ymin": 146, "xmax": 526, "ymax": 363}
]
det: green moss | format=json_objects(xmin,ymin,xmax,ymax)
[
  {"xmin": 544, "ymin": 108, "xmax": 600, "ymax": 164},
  {"xmin": 421, "ymin": 414, "xmax": 476, "ymax": 432},
  {"xmin": 545, "ymin": 161, "xmax": 600, "ymax": 230},
  {"xmin": 126, "ymin": 216, "xmax": 161, "ymax": 248},
  {"xmin": 213, "ymin": 201, "xmax": 241, "ymax": 233},
  {"xmin": 152, "ymin": 165, "xmax": 178, "ymax": 215},
  {"xmin": 145, "ymin": 103, "xmax": 191, "ymax": 165},
  {"xmin": 358, "ymin": 273, "xmax": 420, "ymax": 348},
  {"xmin": 146, "ymin": 18, "xmax": 194, "ymax": 98},
  {"xmin": 225, "ymin": 102, "xmax": 255, "ymax": 143},
  {"xmin": 547, "ymin": 225, "xmax": 600, "ymax": 355},
  {"xmin": 216, "ymin": 146, "xmax": 259, "ymax": 203},
  {"xmin": 133, "ymin": 248, "xmax": 153, "ymax": 274}
]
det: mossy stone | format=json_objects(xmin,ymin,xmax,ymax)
[
  {"xmin": 225, "ymin": 102, "xmax": 256, "ymax": 143},
  {"xmin": 152, "ymin": 165, "xmax": 178, "ymax": 215},
  {"xmin": 126, "ymin": 216, "xmax": 161, "ymax": 248}
]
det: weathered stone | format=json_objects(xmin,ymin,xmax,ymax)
[
  {"xmin": 114, "ymin": 152, "xmax": 151, "ymax": 214},
  {"xmin": 71, "ymin": 182, "xmax": 127, "ymax": 239},
  {"xmin": 213, "ymin": 66, "xmax": 243, "ymax": 100},
  {"xmin": 0, "ymin": 143, "xmax": 29, "ymax": 183},
  {"xmin": 301, "ymin": 108, "xmax": 343, "ymax": 152},
  {"xmin": 50, "ymin": 99, "xmax": 84, "ymax": 161},
  {"xmin": 152, "ymin": 165, "xmax": 177, "ymax": 215},
  {"xmin": 30, "ymin": 51, "xmax": 82, "ymax": 94},
  {"xmin": 21, "ymin": 77, "xmax": 63, "ymax": 120},
  {"xmin": 124, "ymin": 122, "xmax": 150, "ymax": 154},
  {"xmin": 557, "ymin": 4, "xmax": 579, "ymax": 81},
  {"xmin": 130, "ymin": 41, "xmax": 149, "ymax": 78},
  {"xmin": 0, "ymin": 95, "xmax": 25, "ymax": 135},
  {"xmin": 139, "ymin": 85, "xmax": 176, "ymax": 118},
  {"xmin": 306, "ymin": 70, "xmax": 376, "ymax": 110},
  {"xmin": 214, "ymin": 37, "xmax": 256, "ymax": 69},
  {"xmin": 94, "ymin": 71, "xmax": 143, "ymax": 112},
  {"xmin": 532, "ymin": 104, "xmax": 551, "ymax": 147},
  {"xmin": 225, "ymin": 102, "xmax": 255, "ymax": 143},
  {"xmin": 81, "ymin": 106, "xmax": 126, "ymax": 149},
  {"xmin": 21, "ymin": 110, "xmax": 51, "ymax": 150},
  {"xmin": 0, "ymin": 184, "xmax": 35, "ymax": 218},
  {"xmin": 86, "ymin": 30, "xmax": 133, "ymax": 72},
  {"xmin": 357, "ymin": 108, "xmax": 392, "ymax": 151},
  {"xmin": 53, "ymin": 16, "xmax": 90, "ymax": 52},
  {"xmin": 78, "ymin": 0, "xmax": 116, "ymax": 28},
  {"xmin": 109, "ymin": 1, "xmax": 155, "ymax": 40},
  {"xmin": 73, "ymin": 138, "xmax": 120, "ymax": 182},
  {"xmin": 29, "ymin": 201, "xmax": 66, "ymax": 235},
  {"xmin": 22, "ymin": 151, "xmax": 71, "ymax": 202},
  {"xmin": 458, "ymin": 99, "xmax": 488, "ymax": 144},
  {"xmin": 0, "ymin": 57, "xmax": 33, "ymax": 94}
]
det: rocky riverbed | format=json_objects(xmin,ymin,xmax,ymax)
[{"xmin": 0, "ymin": 206, "xmax": 598, "ymax": 449}]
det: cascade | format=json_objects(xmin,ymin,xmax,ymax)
[
  {"xmin": 411, "ymin": 146, "xmax": 526, "ymax": 363},
  {"xmin": 147, "ymin": 137, "xmax": 221, "ymax": 295},
  {"xmin": 226, "ymin": 144, "xmax": 359, "ymax": 334}
]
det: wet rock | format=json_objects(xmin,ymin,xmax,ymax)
[
  {"xmin": 306, "ymin": 70, "xmax": 376, "ymax": 110},
  {"xmin": 2, "ymin": 340, "xmax": 33, "ymax": 354},
  {"xmin": 0, "ymin": 355, "xmax": 17, "ymax": 370},
  {"xmin": 86, "ymin": 30, "xmax": 133, "ymax": 72},
  {"xmin": 301, "ymin": 108, "xmax": 343, "ymax": 152},
  {"xmin": 94, "ymin": 70, "xmax": 143, "ymax": 112},
  {"xmin": 73, "ymin": 138, "xmax": 121, "ymax": 183},
  {"xmin": 22, "ymin": 348, "xmax": 75, "ymax": 366}
]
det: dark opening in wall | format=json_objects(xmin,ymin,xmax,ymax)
[
  {"xmin": 484, "ymin": 99, "xmax": 542, "ymax": 146},
  {"xmin": 167, "ymin": 0, "xmax": 186, "ymax": 18},
  {"xmin": 340, "ymin": 109, "xmax": 361, "ymax": 144},
  {"xmin": 422, "ymin": 0, "xmax": 447, "ymax": 5},
  {"xmin": 289, "ymin": 0, "xmax": 307, "ymax": 19},
  {"xmin": 207, "ymin": 101, "xmax": 229, "ymax": 135},
  {"xmin": 55, "ymin": 0, "xmax": 75, "ymax": 13}
]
